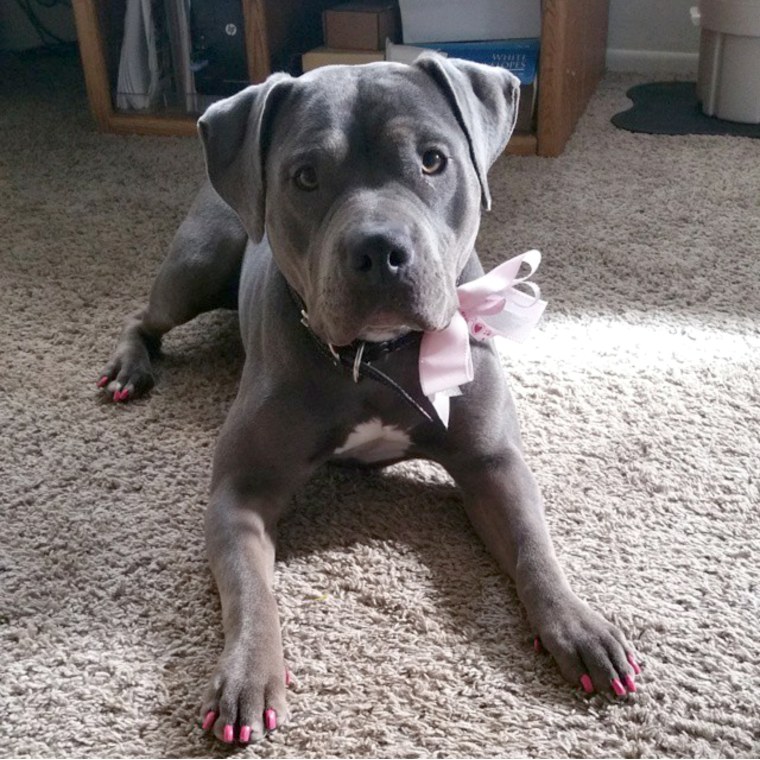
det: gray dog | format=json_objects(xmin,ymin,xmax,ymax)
[{"xmin": 98, "ymin": 55, "xmax": 641, "ymax": 744}]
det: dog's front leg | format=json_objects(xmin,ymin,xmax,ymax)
[
  {"xmin": 199, "ymin": 390, "xmax": 322, "ymax": 744},
  {"xmin": 200, "ymin": 480, "xmax": 290, "ymax": 744},
  {"xmin": 442, "ymin": 356, "xmax": 641, "ymax": 697}
]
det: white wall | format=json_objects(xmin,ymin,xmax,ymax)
[{"xmin": 607, "ymin": 0, "xmax": 700, "ymax": 73}]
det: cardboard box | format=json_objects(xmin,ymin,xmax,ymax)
[
  {"xmin": 302, "ymin": 46, "xmax": 385, "ymax": 72},
  {"xmin": 398, "ymin": 0, "xmax": 541, "ymax": 44},
  {"xmin": 323, "ymin": 2, "xmax": 401, "ymax": 51}
]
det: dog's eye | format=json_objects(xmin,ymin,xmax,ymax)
[
  {"xmin": 421, "ymin": 150, "xmax": 447, "ymax": 176},
  {"xmin": 294, "ymin": 166, "xmax": 318, "ymax": 191}
]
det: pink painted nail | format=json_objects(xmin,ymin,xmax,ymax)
[
  {"xmin": 580, "ymin": 674, "xmax": 594, "ymax": 693},
  {"xmin": 223, "ymin": 724, "xmax": 234, "ymax": 743},
  {"xmin": 97, "ymin": 376, "xmax": 109, "ymax": 388},
  {"xmin": 624, "ymin": 674, "xmax": 637, "ymax": 692},
  {"xmin": 202, "ymin": 711, "xmax": 216, "ymax": 730},
  {"xmin": 534, "ymin": 636, "xmax": 542, "ymax": 653},
  {"xmin": 285, "ymin": 669, "xmax": 292, "ymax": 687},
  {"xmin": 627, "ymin": 653, "xmax": 641, "ymax": 674},
  {"xmin": 611, "ymin": 678, "xmax": 626, "ymax": 696},
  {"xmin": 264, "ymin": 708, "xmax": 277, "ymax": 732},
  {"xmin": 112, "ymin": 390, "xmax": 122, "ymax": 401},
  {"xmin": 239, "ymin": 725, "xmax": 251, "ymax": 743}
]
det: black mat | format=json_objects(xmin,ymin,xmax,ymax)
[{"xmin": 611, "ymin": 81, "xmax": 760, "ymax": 138}]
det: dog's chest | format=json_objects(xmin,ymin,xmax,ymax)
[{"xmin": 332, "ymin": 418, "xmax": 411, "ymax": 464}]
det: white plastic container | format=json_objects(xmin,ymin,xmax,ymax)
[
  {"xmin": 691, "ymin": 0, "xmax": 760, "ymax": 123},
  {"xmin": 398, "ymin": 0, "xmax": 541, "ymax": 44}
]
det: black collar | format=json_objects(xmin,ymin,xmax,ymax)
[
  {"xmin": 287, "ymin": 284, "xmax": 437, "ymax": 425},
  {"xmin": 321, "ymin": 330, "xmax": 421, "ymax": 365}
]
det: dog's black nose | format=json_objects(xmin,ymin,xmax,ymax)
[{"xmin": 346, "ymin": 228, "xmax": 414, "ymax": 285}]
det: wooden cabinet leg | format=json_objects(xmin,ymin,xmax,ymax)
[
  {"xmin": 72, "ymin": 0, "xmax": 114, "ymax": 132},
  {"xmin": 537, "ymin": 0, "xmax": 609, "ymax": 157}
]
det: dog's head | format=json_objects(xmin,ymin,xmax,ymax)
[{"xmin": 199, "ymin": 56, "xmax": 519, "ymax": 346}]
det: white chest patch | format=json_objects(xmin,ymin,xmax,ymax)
[{"xmin": 332, "ymin": 418, "xmax": 411, "ymax": 464}]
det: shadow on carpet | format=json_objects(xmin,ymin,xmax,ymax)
[{"xmin": 611, "ymin": 81, "xmax": 760, "ymax": 138}]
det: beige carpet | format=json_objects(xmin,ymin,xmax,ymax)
[{"xmin": 1, "ymin": 51, "xmax": 759, "ymax": 758}]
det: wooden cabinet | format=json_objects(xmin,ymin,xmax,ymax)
[{"xmin": 72, "ymin": 0, "xmax": 608, "ymax": 156}]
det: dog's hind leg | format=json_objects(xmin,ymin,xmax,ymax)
[{"xmin": 97, "ymin": 183, "xmax": 248, "ymax": 401}]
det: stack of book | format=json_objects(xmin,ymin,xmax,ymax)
[
  {"xmin": 409, "ymin": 38, "xmax": 540, "ymax": 134},
  {"xmin": 302, "ymin": 0, "xmax": 541, "ymax": 134}
]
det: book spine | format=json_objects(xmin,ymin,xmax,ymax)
[{"xmin": 419, "ymin": 41, "xmax": 539, "ymax": 84}]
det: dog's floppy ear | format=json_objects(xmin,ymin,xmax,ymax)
[
  {"xmin": 415, "ymin": 54, "xmax": 520, "ymax": 211},
  {"xmin": 198, "ymin": 73, "xmax": 292, "ymax": 242}
]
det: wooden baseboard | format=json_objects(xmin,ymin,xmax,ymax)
[
  {"xmin": 506, "ymin": 133, "xmax": 538, "ymax": 156},
  {"xmin": 105, "ymin": 113, "xmax": 198, "ymax": 137}
]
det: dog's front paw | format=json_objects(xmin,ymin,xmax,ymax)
[
  {"xmin": 200, "ymin": 647, "xmax": 290, "ymax": 744},
  {"xmin": 533, "ymin": 595, "xmax": 641, "ymax": 697},
  {"xmin": 96, "ymin": 342, "xmax": 155, "ymax": 402}
]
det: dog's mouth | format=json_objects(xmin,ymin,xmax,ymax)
[
  {"xmin": 314, "ymin": 306, "xmax": 453, "ymax": 347},
  {"xmin": 304, "ymin": 274, "xmax": 460, "ymax": 347},
  {"xmin": 358, "ymin": 324, "xmax": 413, "ymax": 343},
  {"xmin": 303, "ymin": 300, "xmax": 442, "ymax": 346},
  {"xmin": 315, "ymin": 320, "xmax": 416, "ymax": 347},
  {"xmin": 355, "ymin": 310, "xmax": 417, "ymax": 342}
]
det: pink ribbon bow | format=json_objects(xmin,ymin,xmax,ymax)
[{"xmin": 419, "ymin": 249, "xmax": 547, "ymax": 427}]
